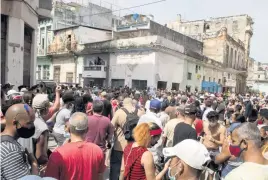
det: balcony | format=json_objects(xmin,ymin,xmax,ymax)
[
  {"xmin": 47, "ymin": 42, "xmax": 78, "ymax": 54},
  {"xmin": 37, "ymin": 47, "xmax": 46, "ymax": 56},
  {"xmin": 38, "ymin": 0, "xmax": 52, "ymax": 19},
  {"xmin": 82, "ymin": 65, "xmax": 107, "ymax": 78}
]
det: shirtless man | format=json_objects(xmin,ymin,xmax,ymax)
[
  {"xmin": 202, "ymin": 111, "xmax": 226, "ymax": 180},
  {"xmin": 202, "ymin": 111, "xmax": 226, "ymax": 155}
]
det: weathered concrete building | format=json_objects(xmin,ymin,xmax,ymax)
[
  {"xmin": 247, "ymin": 58, "xmax": 268, "ymax": 93},
  {"xmin": 167, "ymin": 14, "xmax": 253, "ymax": 93},
  {"xmin": 1, "ymin": 0, "xmax": 52, "ymax": 88},
  {"xmin": 36, "ymin": 0, "xmax": 118, "ymax": 82},
  {"xmin": 203, "ymin": 28, "xmax": 247, "ymax": 93},
  {"xmin": 79, "ymin": 14, "xmax": 224, "ymax": 92},
  {"xmin": 46, "ymin": 25, "xmax": 112, "ymax": 84}
]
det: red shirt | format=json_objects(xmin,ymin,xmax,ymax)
[
  {"xmin": 45, "ymin": 141, "xmax": 105, "ymax": 180},
  {"xmin": 194, "ymin": 119, "xmax": 203, "ymax": 136}
]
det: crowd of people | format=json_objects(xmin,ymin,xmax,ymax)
[{"xmin": 1, "ymin": 82, "xmax": 268, "ymax": 180}]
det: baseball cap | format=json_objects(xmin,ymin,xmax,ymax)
[
  {"xmin": 101, "ymin": 91, "xmax": 107, "ymax": 97},
  {"xmin": 20, "ymin": 88, "xmax": 28, "ymax": 92},
  {"xmin": 181, "ymin": 95, "xmax": 188, "ymax": 102},
  {"xmin": 69, "ymin": 112, "xmax": 88, "ymax": 131},
  {"xmin": 163, "ymin": 139, "xmax": 211, "ymax": 170},
  {"xmin": 150, "ymin": 99, "xmax": 161, "ymax": 110},
  {"xmin": 184, "ymin": 104, "xmax": 197, "ymax": 115},
  {"xmin": 32, "ymin": 94, "xmax": 50, "ymax": 109},
  {"xmin": 7, "ymin": 90, "xmax": 20, "ymax": 96}
]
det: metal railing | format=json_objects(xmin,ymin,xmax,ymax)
[{"xmin": 84, "ymin": 65, "xmax": 107, "ymax": 71}]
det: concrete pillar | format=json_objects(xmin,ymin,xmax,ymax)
[
  {"xmin": 30, "ymin": 29, "xmax": 37, "ymax": 86},
  {"xmin": 44, "ymin": 26, "xmax": 47, "ymax": 54},
  {"xmin": 6, "ymin": 17, "xmax": 24, "ymax": 89}
]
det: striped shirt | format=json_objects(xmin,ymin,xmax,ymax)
[{"xmin": 1, "ymin": 141, "xmax": 31, "ymax": 180}]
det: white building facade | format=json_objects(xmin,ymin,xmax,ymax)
[
  {"xmin": 1, "ymin": 0, "xmax": 52, "ymax": 88},
  {"xmin": 80, "ymin": 35, "xmax": 224, "ymax": 92}
]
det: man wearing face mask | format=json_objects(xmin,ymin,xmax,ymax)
[
  {"xmin": 202, "ymin": 111, "xmax": 226, "ymax": 161},
  {"xmin": 225, "ymin": 122, "xmax": 268, "ymax": 180},
  {"xmin": 1, "ymin": 104, "xmax": 38, "ymax": 179},
  {"xmin": 163, "ymin": 139, "xmax": 211, "ymax": 180}
]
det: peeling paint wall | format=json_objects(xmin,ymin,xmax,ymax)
[{"xmin": 52, "ymin": 56, "xmax": 76, "ymax": 83}]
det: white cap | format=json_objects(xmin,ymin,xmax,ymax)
[
  {"xmin": 20, "ymin": 88, "xmax": 28, "ymax": 92},
  {"xmin": 210, "ymin": 94, "xmax": 215, "ymax": 97},
  {"xmin": 163, "ymin": 139, "xmax": 211, "ymax": 170},
  {"xmin": 7, "ymin": 90, "xmax": 19, "ymax": 96}
]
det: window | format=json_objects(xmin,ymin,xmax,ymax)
[
  {"xmin": 187, "ymin": 72, "xmax": 192, "ymax": 80},
  {"xmin": 226, "ymin": 45, "xmax": 229, "ymax": 66},
  {"xmin": 172, "ymin": 83, "xmax": 180, "ymax": 90},
  {"xmin": 157, "ymin": 81, "xmax": 167, "ymax": 90},
  {"xmin": 36, "ymin": 65, "xmax": 41, "ymax": 80},
  {"xmin": 132, "ymin": 80, "xmax": 147, "ymax": 90},
  {"xmin": 79, "ymin": 74, "xmax": 82, "ymax": 85},
  {"xmin": 229, "ymin": 48, "xmax": 233, "ymax": 68},
  {"xmin": 209, "ymin": 77, "xmax": 211, "ymax": 82},
  {"xmin": 213, "ymin": 78, "xmax": 215, "ymax": 82},
  {"xmin": 195, "ymin": 65, "xmax": 198, "ymax": 73},
  {"xmin": 42, "ymin": 37, "xmax": 45, "ymax": 49},
  {"xmin": 228, "ymin": 73, "xmax": 231, "ymax": 79},
  {"xmin": 234, "ymin": 50, "xmax": 237, "ymax": 69},
  {"xmin": 112, "ymin": 79, "xmax": 125, "ymax": 88},
  {"xmin": 199, "ymin": 66, "xmax": 201, "ymax": 70},
  {"xmin": 258, "ymin": 75, "xmax": 260, "ymax": 79},
  {"xmin": 43, "ymin": 65, "xmax": 50, "ymax": 80},
  {"xmin": 203, "ymin": 76, "xmax": 205, "ymax": 81},
  {"xmin": 53, "ymin": 66, "xmax": 61, "ymax": 83},
  {"xmin": 66, "ymin": 72, "xmax": 73, "ymax": 83}
]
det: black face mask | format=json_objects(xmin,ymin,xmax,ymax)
[
  {"xmin": 16, "ymin": 125, "xmax": 35, "ymax": 138},
  {"xmin": 1, "ymin": 124, "xmax": 6, "ymax": 132}
]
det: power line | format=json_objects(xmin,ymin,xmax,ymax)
[{"xmin": 79, "ymin": 0, "xmax": 166, "ymax": 17}]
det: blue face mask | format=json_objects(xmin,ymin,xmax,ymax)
[{"xmin": 168, "ymin": 162, "xmax": 180, "ymax": 180}]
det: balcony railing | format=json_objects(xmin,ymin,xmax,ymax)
[
  {"xmin": 82, "ymin": 65, "xmax": 107, "ymax": 78},
  {"xmin": 47, "ymin": 42, "xmax": 77, "ymax": 54},
  {"xmin": 84, "ymin": 66, "xmax": 107, "ymax": 71}
]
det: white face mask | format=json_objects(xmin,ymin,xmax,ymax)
[{"xmin": 263, "ymin": 152, "xmax": 268, "ymax": 160}]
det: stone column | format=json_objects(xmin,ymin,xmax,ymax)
[
  {"xmin": 31, "ymin": 29, "xmax": 37, "ymax": 86},
  {"xmin": 6, "ymin": 17, "xmax": 24, "ymax": 89}
]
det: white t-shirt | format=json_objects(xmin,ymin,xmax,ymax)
[
  {"xmin": 225, "ymin": 162, "xmax": 268, "ymax": 180},
  {"xmin": 53, "ymin": 108, "xmax": 71, "ymax": 134},
  {"xmin": 202, "ymin": 107, "xmax": 214, "ymax": 121},
  {"xmin": 138, "ymin": 111, "xmax": 162, "ymax": 128}
]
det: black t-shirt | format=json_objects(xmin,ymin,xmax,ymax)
[
  {"xmin": 173, "ymin": 122, "xmax": 197, "ymax": 146},
  {"xmin": 102, "ymin": 99, "xmax": 112, "ymax": 118}
]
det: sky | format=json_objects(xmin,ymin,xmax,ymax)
[{"xmin": 70, "ymin": 0, "xmax": 268, "ymax": 63}]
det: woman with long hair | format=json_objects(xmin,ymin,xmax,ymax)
[{"xmin": 120, "ymin": 122, "xmax": 170, "ymax": 180}]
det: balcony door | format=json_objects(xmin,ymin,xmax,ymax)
[{"xmin": 53, "ymin": 66, "xmax": 60, "ymax": 83}]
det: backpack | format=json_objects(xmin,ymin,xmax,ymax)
[{"xmin": 121, "ymin": 108, "xmax": 139, "ymax": 141}]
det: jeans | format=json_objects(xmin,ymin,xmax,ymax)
[{"xmin": 109, "ymin": 149, "xmax": 123, "ymax": 180}]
